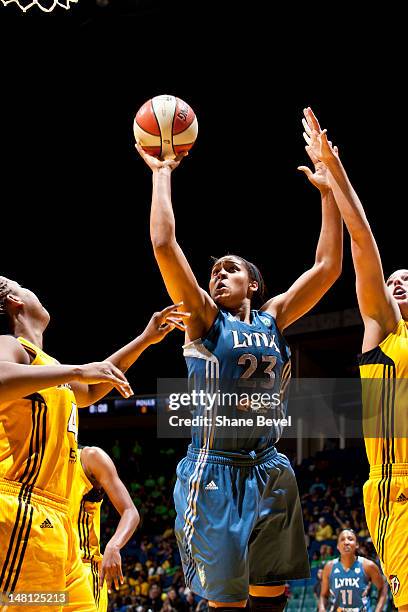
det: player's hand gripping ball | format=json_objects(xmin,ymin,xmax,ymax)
[{"xmin": 133, "ymin": 94, "xmax": 198, "ymax": 160}]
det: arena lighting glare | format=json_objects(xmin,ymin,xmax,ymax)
[{"xmin": 0, "ymin": 0, "xmax": 77, "ymax": 11}]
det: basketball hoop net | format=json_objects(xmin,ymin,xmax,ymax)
[{"xmin": 1, "ymin": 0, "xmax": 78, "ymax": 11}]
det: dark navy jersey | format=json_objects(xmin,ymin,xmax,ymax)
[
  {"xmin": 183, "ymin": 309, "xmax": 291, "ymax": 452},
  {"xmin": 329, "ymin": 556, "xmax": 371, "ymax": 611}
]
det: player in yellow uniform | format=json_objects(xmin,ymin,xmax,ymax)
[
  {"xmin": 301, "ymin": 108, "xmax": 408, "ymax": 609},
  {"xmin": 0, "ymin": 276, "xmax": 188, "ymax": 611},
  {"xmin": 69, "ymin": 445, "xmax": 139, "ymax": 611}
]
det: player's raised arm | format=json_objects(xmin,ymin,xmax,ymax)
[
  {"xmin": 303, "ymin": 107, "xmax": 400, "ymax": 350},
  {"xmin": 362, "ymin": 559, "xmax": 387, "ymax": 612},
  {"xmin": 261, "ymin": 128, "xmax": 343, "ymax": 331},
  {"xmin": 136, "ymin": 144, "xmax": 218, "ymax": 339}
]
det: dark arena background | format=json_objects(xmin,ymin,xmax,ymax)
[{"xmin": 0, "ymin": 2, "xmax": 405, "ymax": 610}]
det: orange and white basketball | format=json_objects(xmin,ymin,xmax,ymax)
[{"xmin": 133, "ymin": 95, "xmax": 198, "ymax": 160}]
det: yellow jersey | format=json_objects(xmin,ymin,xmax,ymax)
[
  {"xmin": 69, "ymin": 448, "xmax": 104, "ymax": 562},
  {"xmin": 0, "ymin": 336, "xmax": 78, "ymax": 499},
  {"xmin": 359, "ymin": 319, "xmax": 408, "ymax": 466}
]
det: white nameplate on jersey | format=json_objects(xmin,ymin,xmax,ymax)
[
  {"xmin": 231, "ymin": 331, "xmax": 280, "ymax": 352},
  {"xmin": 334, "ymin": 577, "xmax": 360, "ymax": 588}
]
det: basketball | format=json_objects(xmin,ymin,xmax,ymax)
[{"xmin": 133, "ymin": 94, "xmax": 198, "ymax": 160}]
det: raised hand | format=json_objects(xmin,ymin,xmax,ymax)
[
  {"xmin": 76, "ymin": 361, "xmax": 133, "ymax": 398},
  {"xmin": 297, "ymin": 146, "xmax": 331, "ymax": 192},
  {"xmin": 135, "ymin": 142, "xmax": 187, "ymax": 172},
  {"xmin": 142, "ymin": 302, "xmax": 191, "ymax": 344},
  {"xmin": 302, "ymin": 107, "xmax": 338, "ymax": 163}
]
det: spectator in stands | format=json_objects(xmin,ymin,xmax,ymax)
[
  {"xmin": 161, "ymin": 603, "xmax": 177, "ymax": 612},
  {"xmin": 308, "ymin": 516, "xmax": 319, "ymax": 541},
  {"xmin": 310, "ymin": 551, "xmax": 321, "ymax": 570},
  {"xmin": 315, "ymin": 517, "xmax": 334, "ymax": 541},
  {"xmin": 319, "ymin": 544, "xmax": 334, "ymax": 562},
  {"xmin": 164, "ymin": 586, "xmax": 184, "ymax": 611},
  {"xmin": 309, "ymin": 476, "xmax": 326, "ymax": 495},
  {"xmin": 147, "ymin": 583, "xmax": 163, "ymax": 611}
]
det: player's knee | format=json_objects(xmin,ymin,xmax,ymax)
[{"xmin": 249, "ymin": 593, "xmax": 287, "ymax": 612}]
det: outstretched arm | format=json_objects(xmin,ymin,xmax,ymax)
[
  {"xmin": 81, "ymin": 447, "xmax": 139, "ymax": 592},
  {"xmin": 0, "ymin": 336, "xmax": 132, "ymax": 403},
  {"xmin": 304, "ymin": 107, "xmax": 399, "ymax": 350},
  {"xmin": 136, "ymin": 144, "xmax": 218, "ymax": 340},
  {"xmin": 261, "ymin": 127, "xmax": 343, "ymax": 331},
  {"xmin": 70, "ymin": 304, "xmax": 190, "ymax": 407}
]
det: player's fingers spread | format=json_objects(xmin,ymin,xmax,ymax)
[
  {"xmin": 108, "ymin": 363, "xmax": 129, "ymax": 384},
  {"xmin": 305, "ymin": 146, "xmax": 318, "ymax": 164},
  {"xmin": 165, "ymin": 310, "xmax": 191, "ymax": 319},
  {"xmin": 158, "ymin": 323, "xmax": 174, "ymax": 334},
  {"xmin": 334, "ymin": 145, "xmax": 339, "ymax": 154},
  {"xmin": 321, "ymin": 130, "xmax": 330, "ymax": 147},
  {"xmin": 297, "ymin": 166, "xmax": 313, "ymax": 179},
  {"xmin": 166, "ymin": 317, "xmax": 186, "ymax": 331},
  {"xmin": 119, "ymin": 565, "xmax": 124, "ymax": 584},
  {"xmin": 118, "ymin": 384, "xmax": 133, "ymax": 398},
  {"xmin": 160, "ymin": 302, "xmax": 184, "ymax": 316},
  {"xmin": 303, "ymin": 132, "xmax": 311, "ymax": 146},
  {"xmin": 162, "ymin": 316, "xmax": 187, "ymax": 330},
  {"xmin": 100, "ymin": 567, "xmax": 105, "ymax": 588},
  {"xmin": 106, "ymin": 573, "xmax": 112, "ymax": 592},
  {"xmin": 302, "ymin": 117, "xmax": 312, "ymax": 135},
  {"xmin": 304, "ymin": 108, "xmax": 315, "ymax": 130},
  {"xmin": 308, "ymin": 107, "xmax": 321, "ymax": 131},
  {"xmin": 174, "ymin": 150, "xmax": 189, "ymax": 161}
]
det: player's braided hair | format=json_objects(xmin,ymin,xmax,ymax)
[{"xmin": 211, "ymin": 255, "xmax": 267, "ymax": 309}]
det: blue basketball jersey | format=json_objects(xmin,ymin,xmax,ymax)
[
  {"xmin": 183, "ymin": 309, "xmax": 291, "ymax": 451},
  {"xmin": 329, "ymin": 556, "xmax": 371, "ymax": 611}
]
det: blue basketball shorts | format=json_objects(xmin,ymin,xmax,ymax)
[{"xmin": 173, "ymin": 445, "xmax": 310, "ymax": 603}]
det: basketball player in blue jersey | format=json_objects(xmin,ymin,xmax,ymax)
[
  {"xmin": 319, "ymin": 530, "xmax": 386, "ymax": 612},
  {"xmin": 136, "ymin": 137, "xmax": 343, "ymax": 611}
]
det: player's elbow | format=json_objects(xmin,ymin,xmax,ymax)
[
  {"xmin": 151, "ymin": 234, "xmax": 177, "ymax": 253},
  {"xmin": 328, "ymin": 261, "xmax": 342, "ymax": 283},
  {"xmin": 317, "ymin": 259, "xmax": 342, "ymax": 287},
  {"xmin": 129, "ymin": 505, "xmax": 140, "ymax": 530}
]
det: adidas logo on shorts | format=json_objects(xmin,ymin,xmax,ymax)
[
  {"xmin": 205, "ymin": 481, "xmax": 218, "ymax": 491},
  {"xmin": 396, "ymin": 493, "xmax": 408, "ymax": 503},
  {"xmin": 40, "ymin": 518, "xmax": 53, "ymax": 528}
]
